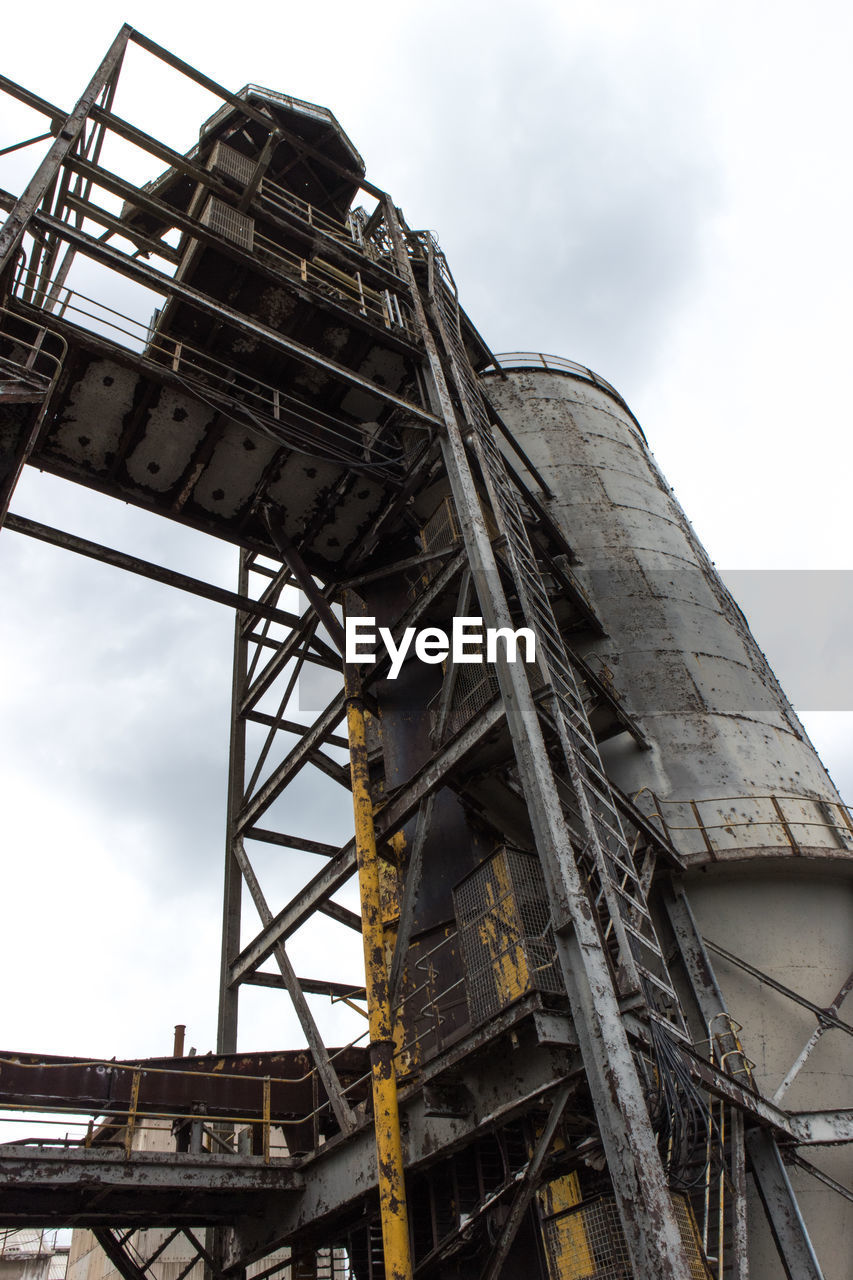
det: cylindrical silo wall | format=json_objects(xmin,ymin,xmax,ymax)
[
  {"xmin": 683, "ymin": 861, "xmax": 852, "ymax": 1277},
  {"xmin": 483, "ymin": 361, "xmax": 852, "ymax": 1279},
  {"xmin": 482, "ymin": 365, "xmax": 852, "ymax": 866}
]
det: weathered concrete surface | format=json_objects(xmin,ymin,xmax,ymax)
[
  {"xmin": 484, "ymin": 362, "xmax": 852, "ymax": 1280},
  {"xmin": 484, "ymin": 366, "xmax": 851, "ymax": 866}
]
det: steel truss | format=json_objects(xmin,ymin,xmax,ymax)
[{"xmin": 0, "ymin": 25, "xmax": 847, "ymax": 1280}]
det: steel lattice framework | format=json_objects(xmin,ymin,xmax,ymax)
[{"xmin": 0, "ymin": 27, "xmax": 848, "ymax": 1280}]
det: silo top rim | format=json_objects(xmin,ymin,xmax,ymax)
[{"xmin": 481, "ymin": 352, "xmax": 646, "ymax": 442}]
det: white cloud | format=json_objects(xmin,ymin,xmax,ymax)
[{"xmin": 0, "ymin": 0, "xmax": 850, "ymax": 1066}]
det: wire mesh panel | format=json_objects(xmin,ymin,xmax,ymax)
[
  {"xmin": 200, "ymin": 197, "xmax": 255, "ymax": 250},
  {"xmin": 408, "ymin": 497, "xmax": 462, "ymax": 601},
  {"xmin": 207, "ymin": 141, "xmax": 257, "ymax": 186},
  {"xmin": 670, "ymin": 1196, "xmax": 714, "ymax": 1280},
  {"xmin": 542, "ymin": 1195, "xmax": 630, "ymax": 1279},
  {"xmin": 540, "ymin": 1194, "xmax": 711, "ymax": 1280},
  {"xmin": 420, "ymin": 496, "xmax": 461, "ymax": 555},
  {"xmin": 454, "ymin": 847, "xmax": 562, "ymax": 1024},
  {"xmin": 445, "ymin": 661, "xmax": 500, "ymax": 737}
]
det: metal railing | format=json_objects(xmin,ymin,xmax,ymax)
[
  {"xmin": 10, "ymin": 274, "xmax": 407, "ymax": 475},
  {"xmin": 392, "ymin": 929, "xmax": 469, "ymax": 1073},
  {"xmin": 0, "ymin": 304, "xmax": 67, "ymax": 400},
  {"xmin": 252, "ymin": 227, "xmax": 411, "ymax": 336},
  {"xmin": 652, "ymin": 792, "xmax": 853, "ymax": 858},
  {"xmin": 258, "ymin": 179, "xmax": 396, "ymax": 268},
  {"xmin": 480, "ymin": 351, "xmax": 647, "ymax": 437},
  {"xmin": 0, "ymin": 1042, "xmax": 371, "ymax": 1163}
]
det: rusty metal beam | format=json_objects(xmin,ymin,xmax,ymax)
[
  {"xmin": 94, "ymin": 1230, "xmax": 159, "ymax": 1280},
  {"xmin": 704, "ymin": 939, "xmax": 853, "ymax": 1037},
  {"xmin": 126, "ymin": 29, "xmax": 383, "ymax": 199},
  {"xmin": 745, "ymin": 1130, "xmax": 825, "ymax": 1280},
  {"xmin": 230, "ymin": 838, "xmax": 356, "ymax": 1136},
  {"xmin": 772, "ymin": 969, "xmax": 853, "ymax": 1104},
  {"xmin": 235, "ymin": 550, "xmax": 465, "ymax": 832},
  {"xmin": 244, "ymin": 713, "xmax": 348, "ymax": 751},
  {"xmin": 678, "ymin": 1049, "xmax": 794, "ymax": 1139},
  {"xmin": 21, "ymin": 206, "xmax": 440, "ymax": 427},
  {"xmin": 218, "ymin": 550, "xmax": 251, "ymax": 1056},
  {"xmin": 244, "ymin": 829, "xmax": 339, "ymax": 858},
  {"xmin": 264, "ymin": 507, "xmax": 345, "ymax": 654},
  {"xmin": 384, "ymin": 197, "xmax": 695, "ymax": 1280},
  {"xmin": 788, "ymin": 1110, "xmax": 853, "ymax": 1145},
  {"xmin": 4, "ymin": 512, "xmax": 302, "ymax": 628},
  {"xmin": 0, "ymin": 1047, "xmax": 368, "ymax": 1119},
  {"xmin": 787, "ymin": 1151, "xmax": 853, "ymax": 1204},
  {"xmin": 0, "ymin": 26, "xmax": 131, "ymax": 278},
  {"xmin": 0, "ymin": 75, "xmax": 66, "ymax": 126},
  {"xmin": 0, "ymin": 1145, "xmax": 301, "ymax": 1228},
  {"xmin": 318, "ymin": 899, "xmax": 363, "ymax": 932},
  {"xmin": 241, "ymin": 973, "xmax": 366, "ymax": 1002},
  {"xmin": 228, "ymin": 693, "xmax": 506, "ymax": 986},
  {"xmin": 235, "ymin": 692, "xmax": 348, "ymax": 835},
  {"xmin": 480, "ymin": 1082, "xmax": 572, "ymax": 1280},
  {"xmin": 228, "ymin": 844, "xmax": 356, "ymax": 988},
  {"xmin": 340, "ymin": 545, "xmax": 453, "ymax": 589},
  {"xmin": 240, "ymin": 593, "xmax": 338, "ymax": 715}
]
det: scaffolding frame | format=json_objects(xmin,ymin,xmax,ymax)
[{"xmin": 0, "ymin": 27, "xmax": 846, "ymax": 1280}]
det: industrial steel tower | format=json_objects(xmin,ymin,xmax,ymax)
[{"xmin": 0, "ymin": 28, "xmax": 850, "ymax": 1280}]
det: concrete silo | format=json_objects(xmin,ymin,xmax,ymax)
[{"xmin": 483, "ymin": 354, "xmax": 853, "ymax": 1277}]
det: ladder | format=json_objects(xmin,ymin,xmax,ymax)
[{"xmin": 423, "ymin": 237, "xmax": 686, "ymax": 1038}]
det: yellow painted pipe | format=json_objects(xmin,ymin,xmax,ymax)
[{"xmin": 344, "ymin": 662, "xmax": 413, "ymax": 1280}]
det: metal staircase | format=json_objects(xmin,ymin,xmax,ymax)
[{"xmin": 423, "ymin": 237, "xmax": 687, "ymax": 1041}]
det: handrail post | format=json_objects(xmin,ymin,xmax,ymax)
[
  {"xmin": 124, "ymin": 1070, "xmax": 141, "ymax": 1158},
  {"xmin": 262, "ymin": 1077, "xmax": 271, "ymax": 1164}
]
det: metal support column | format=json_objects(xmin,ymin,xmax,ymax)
[
  {"xmin": 344, "ymin": 646, "xmax": 413, "ymax": 1280},
  {"xmin": 217, "ymin": 550, "xmax": 251, "ymax": 1055},
  {"xmin": 745, "ymin": 1131, "xmax": 824, "ymax": 1280},
  {"xmin": 481, "ymin": 1083, "xmax": 572, "ymax": 1280},
  {"xmin": 382, "ymin": 197, "xmax": 694, "ymax": 1280},
  {"xmin": 0, "ymin": 25, "xmax": 131, "ymax": 280},
  {"xmin": 661, "ymin": 878, "xmax": 825, "ymax": 1280}
]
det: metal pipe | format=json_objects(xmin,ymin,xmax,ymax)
[
  {"xmin": 343, "ymin": 646, "xmax": 412, "ymax": 1280},
  {"xmin": 173, "ymin": 1025, "xmax": 186, "ymax": 1058}
]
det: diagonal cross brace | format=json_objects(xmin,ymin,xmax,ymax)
[{"xmin": 231, "ymin": 837, "xmax": 355, "ymax": 1136}]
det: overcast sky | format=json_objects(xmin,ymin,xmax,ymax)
[{"xmin": 1, "ymin": 1, "xmax": 851, "ymax": 1081}]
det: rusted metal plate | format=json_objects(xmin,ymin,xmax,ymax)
[
  {"xmin": 16, "ymin": 321, "xmax": 401, "ymax": 571},
  {"xmin": 0, "ymin": 1047, "xmax": 369, "ymax": 1121},
  {"xmin": 0, "ymin": 1145, "xmax": 300, "ymax": 1227}
]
